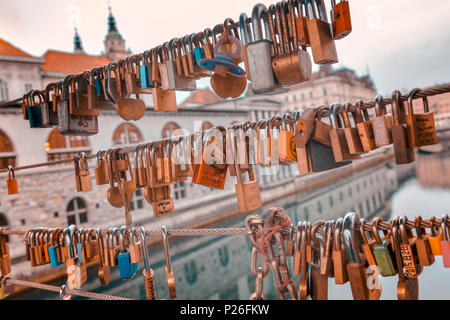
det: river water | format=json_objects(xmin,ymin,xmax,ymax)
[{"xmin": 18, "ymin": 177, "xmax": 450, "ymax": 300}]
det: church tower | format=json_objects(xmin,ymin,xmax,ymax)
[
  {"xmin": 73, "ymin": 27, "xmax": 84, "ymax": 54},
  {"xmin": 103, "ymin": 6, "xmax": 130, "ymax": 61}
]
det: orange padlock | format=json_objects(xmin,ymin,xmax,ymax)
[
  {"xmin": 6, "ymin": 166, "xmax": 18, "ymax": 195},
  {"xmin": 331, "ymin": 0, "xmax": 352, "ymax": 40}
]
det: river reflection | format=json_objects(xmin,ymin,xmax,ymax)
[{"xmin": 18, "ymin": 178, "xmax": 450, "ymax": 300}]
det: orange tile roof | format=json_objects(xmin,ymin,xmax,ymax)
[
  {"xmin": 0, "ymin": 38, "xmax": 35, "ymax": 58},
  {"xmin": 42, "ymin": 50, "xmax": 111, "ymax": 74},
  {"xmin": 179, "ymin": 89, "xmax": 223, "ymax": 107}
]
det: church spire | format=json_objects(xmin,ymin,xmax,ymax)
[
  {"xmin": 107, "ymin": 6, "xmax": 118, "ymax": 33},
  {"xmin": 73, "ymin": 27, "xmax": 84, "ymax": 54},
  {"xmin": 104, "ymin": 5, "xmax": 129, "ymax": 61}
]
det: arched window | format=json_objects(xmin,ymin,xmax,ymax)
[
  {"xmin": 0, "ymin": 79, "xmax": 8, "ymax": 102},
  {"xmin": 66, "ymin": 197, "xmax": 88, "ymax": 226},
  {"xmin": 201, "ymin": 121, "xmax": 213, "ymax": 131},
  {"xmin": 45, "ymin": 128, "xmax": 90, "ymax": 161},
  {"xmin": 161, "ymin": 122, "xmax": 181, "ymax": 138},
  {"xmin": 112, "ymin": 123, "xmax": 143, "ymax": 146},
  {"xmin": 0, "ymin": 129, "xmax": 16, "ymax": 169}
]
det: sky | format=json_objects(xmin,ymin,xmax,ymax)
[{"xmin": 0, "ymin": 0, "xmax": 449, "ymax": 96}]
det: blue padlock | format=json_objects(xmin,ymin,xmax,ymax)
[
  {"xmin": 47, "ymin": 229, "xmax": 63, "ymax": 267},
  {"xmin": 76, "ymin": 229, "xmax": 84, "ymax": 264},
  {"xmin": 27, "ymin": 106, "xmax": 43, "ymax": 128},
  {"xmin": 95, "ymin": 78, "xmax": 104, "ymax": 98},
  {"xmin": 117, "ymin": 226, "xmax": 138, "ymax": 280},
  {"xmin": 194, "ymin": 47, "xmax": 206, "ymax": 66}
]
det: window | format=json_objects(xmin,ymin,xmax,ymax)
[
  {"xmin": 329, "ymin": 196, "xmax": 334, "ymax": 207},
  {"xmin": 173, "ymin": 181, "xmax": 186, "ymax": 200},
  {"xmin": 358, "ymin": 204, "xmax": 364, "ymax": 216},
  {"xmin": 25, "ymin": 83, "xmax": 33, "ymax": 92},
  {"xmin": 130, "ymin": 189, "xmax": 144, "ymax": 211},
  {"xmin": 309, "ymin": 92, "xmax": 313, "ymax": 99},
  {"xmin": 113, "ymin": 123, "xmax": 143, "ymax": 146},
  {"xmin": 67, "ymin": 197, "xmax": 88, "ymax": 226},
  {"xmin": 301, "ymin": 93, "xmax": 305, "ymax": 101},
  {"xmin": 0, "ymin": 129, "xmax": 16, "ymax": 169},
  {"xmin": 317, "ymin": 201, "xmax": 322, "ymax": 214},
  {"xmin": 323, "ymin": 88, "xmax": 327, "ymax": 96},
  {"xmin": 201, "ymin": 121, "xmax": 213, "ymax": 131},
  {"xmin": 45, "ymin": 127, "xmax": 90, "ymax": 162},
  {"xmin": 339, "ymin": 191, "xmax": 344, "ymax": 202},
  {"xmin": 162, "ymin": 121, "xmax": 181, "ymax": 138},
  {"xmin": 293, "ymin": 95, "xmax": 297, "ymax": 102},
  {"xmin": 373, "ymin": 195, "xmax": 377, "ymax": 209},
  {"xmin": 356, "ymin": 184, "xmax": 360, "ymax": 192},
  {"xmin": 0, "ymin": 79, "xmax": 8, "ymax": 102},
  {"xmin": 366, "ymin": 199, "xmax": 371, "ymax": 213},
  {"xmin": 304, "ymin": 207, "xmax": 309, "ymax": 220},
  {"xmin": 363, "ymin": 180, "xmax": 367, "ymax": 188},
  {"xmin": 348, "ymin": 187, "xmax": 352, "ymax": 197}
]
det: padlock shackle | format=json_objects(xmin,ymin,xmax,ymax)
[
  {"xmin": 342, "ymin": 212, "xmax": 361, "ymax": 264},
  {"xmin": 251, "ymin": 3, "xmax": 269, "ymax": 42},
  {"xmin": 374, "ymin": 95, "xmax": 387, "ymax": 117},
  {"xmin": 407, "ymin": 87, "xmax": 429, "ymax": 115},
  {"xmin": 239, "ymin": 13, "xmax": 252, "ymax": 45},
  {"xmin": 391, "ymin": 90, "xmax": 406, "ymax": 125}
]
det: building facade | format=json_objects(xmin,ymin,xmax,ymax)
[{"xmin": 275, "ymin": 65, "xmax": 377, "ymax": 112}]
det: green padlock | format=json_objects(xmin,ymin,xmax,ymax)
[
  {"xmin": 27, "ymin": 90, "xmax": 44, "ymax": 128},
  {"xmin": 371, "ymin": 217, "xmax": 397, "ymax": 277}
]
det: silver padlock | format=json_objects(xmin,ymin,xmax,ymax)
[
  {"xmin": 58, "ymin": 75, "xmax": 98, "ymax": 136},
  {"xmin": 246, "ymin": 3, "xmax": 277, "ymax": 94},
  {"xmin": 163, "ymin": 39, "xmax": 197, "ymax": 91}
]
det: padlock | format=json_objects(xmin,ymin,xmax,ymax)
[
  {"xmin": 192, "ymin": 127, "xmax": 228, "ymax": 189},
  {"xmin": 95, "ymin": 150, "xmax": 109, "ymax": 185},
  {"xmin": 306, "ymin": 0, "xmax": 338, "ymax": 65},
  {"xmin": 65, "ymin": 226, "xmax": 87, "ymax": 289},
  {"xmin": 294, "ymin": 108, "xmax": 314, "ymax": 174},
  {"xmin": 414, "ymin": 216, "xmax": 434, "ymax": 267},
  {"xmin": 128, "ymin": 228, "xmax": 144, "ymax": 264},
  {"xmin": 124, "ymin": 54, "xmax": 152, "ymax": 94},
  {"xmin": 27, "ymin": 90, "xmax": 44, "ymax": 128},
  {"xmin": 47, "ymin": 229, "xmax": 63, "ymax": 267},
  {"xmin": 69, "ymin": 74, "xmax": 100, "ymax": 117},
  {"xmin": 153, "ymin": 46, "xmax": 178, "ymax": 112},
  {"xmin": 169, "ymin": 137, "xmax": 192, "ymax": 181},
  {"xmin": 391, "ymin": 90, "xmax": 415, "ymax": 164},
  {"xmin": 198, "ymin": 24, "xmax": 247, "ymax": 99},
  {"xmin": 108, "ymin": 227, "xmax": 121, "ymax": 267},
  {"xmin": 405, "ymin": 88, "xmax": 438, "ymax": 148},
  {"xmin": 271, "ymin": 1, "xmax": 312, "ymax": 85},
  {"xmin": 233, "ymin": 150, "xmax": 262, "ymax": 213},
  {"xmin": 267, "ymin": 116, "xmax": 283, "ymax": 167},
  {"xmin": 398, "ymin": 217, "xmax": 421, "ymax": 279},
  {"xmin": 140, "ymin": 227, "xmax": 157, "ymax": 300},
  {"xmin": 139, "ymin": 50, "xmax": 155, "ymax": 90},
  {"xmin": 343, "ymin": 213, "xmax": 370, "ymax": 300},
  {"xmin": 359, "ymin": 219, "xmax": 382, "ymax": 300},
  {"xmin": 132, "ymin": 144, "xmax": 149, "ymax": 188},
  {"xmin": 115, "ymin": 59, "xmax": 146, "ymax": 121},
  {"xmin": 239, "ymin": 13, "xmax": 252, "ymax": 80},
  {"xmin": 341, "ymin": 102, "xmax": 365, "ymax": 155},
  {"xmin": 371, "ymin": 217, "xmax": 397, "ymax": 277},
  {"xmin": 162, "ymin": 40, "xmax": 197, "ymax": 91},
  {"xmin": 246, "ymin": 3, "xmax": 277, "ymax": 94},
  {"xmin": 186, "ymin": 33, "xmax": 212, "ymax": 78},
  {"xmin": 95, "ymin": 229, "xmax": 110, "ymax": 285},
  {"xmin": 87, "ymin": 67, "xmax": 115, "ymax": 110},
  {"xmin": 310, "ymin": 105, "xmax": 351, "ymax": 171},
  {"xmin": 58, "ymin": 75, "xmax": 98, "ymax": 136},
  {"xmin": 279, "ymin": 113, "xmax": 297, "ymax": 164},
  {"xmin": 329, "ymin": 103, "xmax": 360, "ymax": 162},
  {"xmin": 6, "ymin": 165, "xmax": 18, "ymax": 195},
  {"xmin": 354, "ymin": 100, "xmax": 377, "ymax": 152},
  {"xmin": 42, "ymin": 82, "xmax": 59, "ymax": 126},
  {"xmin": 371, "ymin": 95, "xmax": 394, "ymax": 147},
  {"xmin": 294, "ymin": 0, "xmax": 311, "ymax": 46},
  {"xmin": 74, "ymin": 153, "xmax": 92, "ymax": 192},
  {"xmin": 428, "ymin": 216, "xmax": 443, "ymax": 256},
  {"xmin": 0, "ymin": 234, "xmax": 11, "ymax": 276},
  {"xmin": 331, "ymin": 0, "xmax": 352, "ymax": 40},
  {"xmin": 441, "ymin": 214, "xmax": 450, "ymax": 268},
  {"xmin": 117, "ymin": 227, "xmax": 138, "ymax": 280},
  {"xmin": 332, "ymin": 218, "xmax": 349, "ymax": 284}
]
